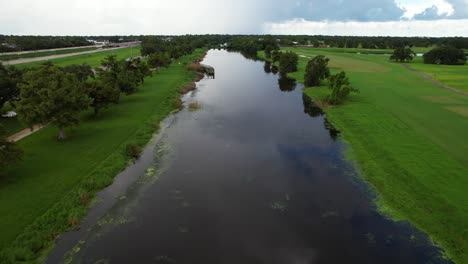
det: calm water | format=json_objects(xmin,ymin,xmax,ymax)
[{"xmin": 47, "ymin": 50, "xmax": 449, "ymax": 264}]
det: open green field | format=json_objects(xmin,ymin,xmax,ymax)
[
  {"xmin": 0, "ymin": 49, "xmax": 203, "ymax": 260},
  {"xmin": 16, "ymin": 46, "xmax": 138, "ymax": 69},
  {"xmin": 261, "ymin": 47, "xmax": 468, "ymax": 263},
  {"xmin": 293, "ymin": 46, "xmax": 431, "ymax": 55},
  {"xmin": 1, "ymin": 47, "xmax": 141, "ymax": 138},
  {"xmin": 0, "ymin": 47, "xmax": 97, "ymax": 61}
]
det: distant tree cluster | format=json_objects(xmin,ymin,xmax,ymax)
[
  {"xmin": 423, "ymin": 46, "xmax": 466, "ymax": 65},
  {"xmin": 227, "ymin": 35, "xmax": 279, "ymax": 58},
  {"xmin": 0, "ymin": 35, "xmax": 91, "ymax": 52}
]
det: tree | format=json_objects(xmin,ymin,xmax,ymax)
[
  {"xmin": 0, "ymin": 125, "xmax": 22, "ymax": 174},
  {"xmin": 279, "ymin": 51, "xmax": 298, "ymax": 76},
  {"xmin": 304, "ymin": 55, "xmax": 330, "ymax": 87},
  {"xmin": 0, "ymin": 64, "xmax": 21, "ymax": 109},
  {"xmin": 423, "ymin": 46, "xmax": 466, "ymax": 65},
  {"xmin": 390, "ymin": 47, "xmax": 416, "ymax": 62},
  {"xmin": 62, "ymin": 63, "xmax": 94, "ymax": 82},
  {"xmin": 264, "ymin": 45, "xmax": 273, "ymax": 59},
  {"xmin": 326, "ymin": 71, "xmax": 359, "ymax": 105},
  {"xmin": 86, "ymin": 78, "xmax": 120, "ymax": 115},
  {"xmin": 16, "ymin": 63, "xmax": 91, "ymax": 140},
  {"xmin": 271, "ymin": 50, "xmax": 281, "ymax": 63},
  {"xmin": 147, "ymin": 52, "xmax": 171, "ymax": 69}
]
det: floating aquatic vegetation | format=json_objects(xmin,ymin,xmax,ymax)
[
  {"xmin": 270, "ymin": 201, "xmax": 288, "ymax": 212},
  {"xmin": 365, "ymin": 233, "xmax": 376, "ymax": 244},
  {"xmin": 321, "ymin": 211, "xmax": 339, "ymax": 218},
  {"xmin": 63, "ymin": 240, "xmax": 85, "ymax": 264}
]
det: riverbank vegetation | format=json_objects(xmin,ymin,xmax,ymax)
[
  {"xmin": 259, "ymin": 46, "xmax": 468, "ymax": 264},
  {"xmin": 0, "ymin": 44, "xmax": 206, "ymax": 263}
]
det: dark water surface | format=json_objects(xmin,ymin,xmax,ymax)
[{"xmin": 47, "ymin": 50, "xmax": 449, "ymax": 264}]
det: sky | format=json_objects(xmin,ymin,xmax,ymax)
[{"xmin": 0, "ymin": 0, "xmax": 468, "ymax": 36}]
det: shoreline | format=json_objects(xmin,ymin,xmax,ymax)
[{"xmin": 0, "ymin": 49, "xmax": 208, "ymax": 263}]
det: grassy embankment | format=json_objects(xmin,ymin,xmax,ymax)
[
  {"xmin": 260, "ymin": 47, "xmax": 468, "ymax": 263},
  {"xmin": 0, "ymin": 47, "xmax": 97, "ymax": 61},
  {"xmin": 1, "ymin": 47, "xmax": 138, "ymax": 136},
  {"xmin": 0, "ymin": 48, "xmax": 205, "ymax": 262}
]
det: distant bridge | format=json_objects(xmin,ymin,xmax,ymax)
[{"xmin": 200, "ymin": 63, "xmax": 215, "ymax": 78}]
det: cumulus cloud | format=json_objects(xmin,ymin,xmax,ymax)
[{"xmin": 263, "ymin": 18, "xmax": 468, "ymax": 37}]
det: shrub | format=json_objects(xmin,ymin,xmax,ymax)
[{"xmin": 125, "ymin": 143, "xmax": 142, "ymax": 160}]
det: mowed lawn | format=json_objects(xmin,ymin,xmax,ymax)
[
  {"xmin": 276, "ymin": 47, "xmax": 468, "ymax": 263},
  {"xmin": 0, "ymin": 49, "xmax": 203, "ymax": 250}
]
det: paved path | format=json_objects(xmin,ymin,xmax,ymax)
[
  {"xmin": 403, "ymin": 64, "xmax": 468, "ymax": 97},
  {"xmin": 1, "ymin": 43, "xmax": 139, "ymax": 66},
  {"xmin": 7, "ymin": 124, "xmax": 45, "ymax": 142}
]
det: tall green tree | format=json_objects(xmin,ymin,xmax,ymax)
[
  {"xmin": 86, "ymin": 78, "xmax": 120, "ymax": 115},
  {"xmin": 279, "ymin": 51, "xmax": 298, "ymax": 76},
  {"xmin": 147, "ymin": 52, "xmax": 171, "ymax": 69},
  {"xmin": 304, "ymin": 55, "xmax": 330, "ymax": 87},
  {"xmin": 0, "ymin": 64, "xmax": 21, "ymax": 109},
  {"xmin": 16, "ymin": 63, "xmax": 91, "ymax": 140},
  {"xmin": 390, "ymin": 47, "xmax": 416, "ymax": 62},
  {"xmin": 271, "ymin": 50, "xmax": 281, "ymax": 63}
]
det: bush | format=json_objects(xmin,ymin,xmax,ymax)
[
  {"xmin": 423, "ymin": 46, "xmax": 466, "ymax": 65},
  {"xmin": 125, "ymin": 143, "xmax": 142, "ymax": 160}
]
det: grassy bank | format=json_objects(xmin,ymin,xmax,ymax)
[
  {"xmin": 0, "ymin": 49, "xmax": 205, "ymax": 263},
  {"xmin": 0, "ymin": 47, "xmax": 97, "ymax": 61},
  {"xmin": 260, "ymin": 48, "xmax": 468, "ymax": 263}
]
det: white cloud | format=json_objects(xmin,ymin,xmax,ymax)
[
  {"xmin": 398, "ymin": 0, "xmax": 454, "ymax": 18},
  {"xmin": 263, "ymin": 18, "xmax": 468, "ymax": 37}
]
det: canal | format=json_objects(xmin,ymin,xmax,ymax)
[{"xmin": 47, "ymin": 49, "xmax": 449, "ymax": 264}]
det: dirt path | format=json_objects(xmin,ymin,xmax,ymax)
[
  {"xmin": 7, "ymin": 124, "xmax": 45, "ymax": 142},
  {"xmin": 403, "ymin": 64, "xmax": 468, "ymax": 97}
]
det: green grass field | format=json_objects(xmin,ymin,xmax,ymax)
[
  {"xmin": 0, "ymin": 47, "xmax": 97, "ymax": 61},
  {"xmin": 0, "ymin": 49, "xmax": 203, "ymax": 262},
  {"xmin": 293, "ymin": 46, "xmax": 431, "ymax": 55},
  {"xmin": 261, "ymin": 48, "xmax": 468, "ymax": 264},
  {"xmin": 1, "ymin": 47, "xmax": 141, "ymax": 138},
  {"xmin": 409, "ymin": 57, "xmax": 468, "ymax": 93},
  {"xmin": 16, "ymin": 46, "xmax": 138, "ymax": 69}
]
